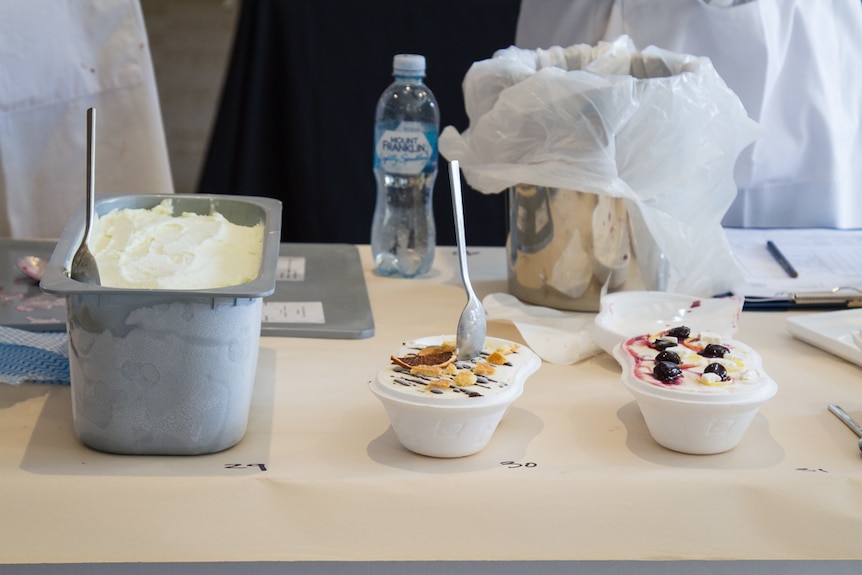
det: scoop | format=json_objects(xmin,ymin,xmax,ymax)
[
  {"xmin": 448, "ymin": 160, "xmax": 486, "ymax": 360},
  {"xmin": 827, "ymin": 404, "xmax": 862, "ymax": 454},
  {"xmin": 69, "ymin": 107, "xmax": 101, "ymax": 285}
]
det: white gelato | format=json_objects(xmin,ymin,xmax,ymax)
[
  {"xmin": 617, "ymin": 326, "xmax": 770, "ymax": 396},
  {"xmin": 91, "ymin": 199, "xmax": 264, "ymax": 289},
  {"xmin": 375, "ymin": 336, "xmax": 540, "ymax": 403}
]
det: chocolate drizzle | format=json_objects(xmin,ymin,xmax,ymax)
[{"xmin": 384, "ymin": 345, "xmax": 522, "ymax": 398}]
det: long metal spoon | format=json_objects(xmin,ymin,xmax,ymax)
[
  {"xmin": 827, "ymin": 404, "xmax": 862, "ymax": 454},
  {"xmin": 69, "ymin": 107, "xmax": 101, "ymax": 284},
  {"xmin": 449, "ymin": 160, "xmax": 486, "ymax": 360}
]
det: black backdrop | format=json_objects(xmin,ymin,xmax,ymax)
[{"xmin": 198, "ymin": 0, "xmax": 522, "ymax": 247}]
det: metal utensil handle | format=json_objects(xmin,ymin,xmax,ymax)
[
  {"xmin": 793, "ymin": 292, "xmax": 862, "ymax": 305},
  {"xmin": 828, "ymin": 404, "xmax": 862, "ymax": 438},
  {"xmin": 84, "ymin": 107, "xmax": 96, "ymax": 243},
  {"xmin": 448, "ymin": 160, "xmax": 474, "ymax": 296}
]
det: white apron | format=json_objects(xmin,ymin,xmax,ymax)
[
  {"xmin": 516, "ymin": 0, "xmax": 862, "ymax": 228},
  {"xmin": 0, "ymin": 0, "xmax": 173, "ymax": 239}
]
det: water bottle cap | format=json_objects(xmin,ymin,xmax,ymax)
[{"xmin": 393, "ymin": 54, "xmax": 426, "ymax": 77}]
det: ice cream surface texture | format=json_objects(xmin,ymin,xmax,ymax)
[
  {"xmin": 377, "ymin": 336, "xmax": 539, "ymax": 403},
  {"xmin": 617, "ymin": 326, "xmax": 769, "ymax": 396},
  {"xmin": 91, "ymin": 199, "xmax": 264, "ymax": 289}
]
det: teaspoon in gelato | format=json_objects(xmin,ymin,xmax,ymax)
[
  {"xmin": 69, "ymin": 107, "xmax": 101, "ymax": 285},
  {"xmin": 449, "ymin": 159, "xmax": 486, "ymax": 361}
]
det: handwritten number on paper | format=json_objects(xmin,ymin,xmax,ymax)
[
  {"xmin": 225, "ymin": 463, "xmax": 268, "ymax": 472},
  {"xmin": 500, "ymin": 460, "xmax": 537, "ymax": 469},
  {"xmin": 795, "ymin": 467, "xmax": 828, "ymax": 473}
]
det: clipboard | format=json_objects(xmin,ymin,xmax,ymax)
[
  {"xmin": 724, "ymin": 228, "xmax": 862, "ymax": 311},
  {"xmin": 740, "ymin": 292, "xmax": 862, "ymax": 311}
]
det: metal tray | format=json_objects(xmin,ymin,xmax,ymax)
[
  {"xmin": 1, "ymin": 239, "xmax": 374, "ymax": 339},
  {"xmin": 0, "ymin": 239, "xmax": 65, "ymax": 331},
  {"xmin": 262, "ymin": 243, "xmax": 374, "ymax": 339}
]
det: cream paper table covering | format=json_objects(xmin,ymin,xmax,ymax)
[{"xmin": 1, "ymin": 246, "xmax": 861, "ymax": 567}]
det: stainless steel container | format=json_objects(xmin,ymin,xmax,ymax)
[
  {"xmin": 507, "ymin": 184, "xmax": 644, "ymax": 312},
  {"xmin": 41, "ymin": 194, "xmax": 282, "ymax": 455}
]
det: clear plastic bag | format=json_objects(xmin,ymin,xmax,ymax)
[{"xmin": 439, "ymin": 36, "xmax": 761, "ymax": 299}]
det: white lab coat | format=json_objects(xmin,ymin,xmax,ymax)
[
  {"xmin": 516, "ymin": 0, "xmax": 862, "ymax": 228},
  {"xmin": 0, "ymin": 0, "xmax": 173, "ymax": 239}
]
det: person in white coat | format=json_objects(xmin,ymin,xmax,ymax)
[
  {"xmin": 0, "ymin": 0, "xmax": 173, "ymax": 239},
  {"xmin": 515, "ymin": 0, "xmax": 862, "ymax": 229}
]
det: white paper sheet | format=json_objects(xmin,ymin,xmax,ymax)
[{"xmin": 724, "ymin": 228, "xmax": 862, "ymax": 299}]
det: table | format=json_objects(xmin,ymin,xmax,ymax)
[{"xmin": 2, "ymin": 246, "xmax": 861, "ymax": 574}]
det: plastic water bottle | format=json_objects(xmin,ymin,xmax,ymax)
[{"xmin": 371, "ymin": 54, "xmax": 440, "ymax": 278}]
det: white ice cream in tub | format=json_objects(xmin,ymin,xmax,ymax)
[
  {"xmin": 91, "ymin": 198, "xmax": 264, "ymax": 290},
  {"xmin": 369, "ymin": 335, "xmax": 541, "ymax": 458},
  {"xmin": 613, "ymin": 326, "xmax": 776, "ymax": 455},
  {"xmin": 41, "ymin": 194, "xmax": 282, "ymax": 455}
]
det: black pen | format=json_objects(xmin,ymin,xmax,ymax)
[{"xmin": 766, "ymin": 240, "xmax": 798, "ymax": 278}]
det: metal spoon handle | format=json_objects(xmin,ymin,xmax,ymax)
[
  {"xmin": 828, "ymin": 404, "xmax": 862, "ymax": 438},
  {"xmin": 84, "ymin": 107, "xmax": 96, "ymax": 243},
  {"xmin": 448, "ymin": 160, "xmax": 474, "ymax": 296}
]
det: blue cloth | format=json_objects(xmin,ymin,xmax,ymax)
[{"xmin": 0, "ymin": 326, "xmax": 69, "ymax": 385}]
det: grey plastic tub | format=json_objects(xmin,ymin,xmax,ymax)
[{"xmin": 41, "ymin": 194, "xmax": 282, "ymax": 455}]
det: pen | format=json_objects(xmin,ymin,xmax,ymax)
[{"xmin": 766, "ymin": 240, "xmax": 798, "ymax": 278}]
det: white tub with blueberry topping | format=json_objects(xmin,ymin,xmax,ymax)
[{"xmin": 613, "ymin": 326, "xmax": 777, "ymax": 454}]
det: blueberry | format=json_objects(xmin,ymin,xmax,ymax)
[
  {"xmin": 655, "ymin": 350, "xmax": 681, "ymax": 364},
  {"xmin": 652, "ymin": 338, "xmax": 677, "ymax": 351},
  {"xmin": 699, "ymin": 344, "xmax": 729, "ymax": 358},
  {"xmin": 653, "ymin": 361, "xmax": 682, "ymax": 383},
  {"xmin": 703, "ymin": 362, "xmax": 729, "ymax": 381},
  {"xmin": 666, "ymin": 326, "xmax": 691, "ymax": 340}
]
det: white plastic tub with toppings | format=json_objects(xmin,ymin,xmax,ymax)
[
  {"xmin": 613, "ymin": 327, "xmax": 777, "ymax": 455},
  {"xmin": 370, "ymin": 335, "xmax": 541, "ymax": 458}
]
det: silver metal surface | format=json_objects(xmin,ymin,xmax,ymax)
[
  {"xmin": 449, "ymin": 160, "xmax": 486, "ymax": 360},
  {"xmin": 69, "ymin": 107, "xmax": 101, "ymax": 285},
  {"xmin": 828, "ymin": 404, "xmax": 862, "ymax": 454}
]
